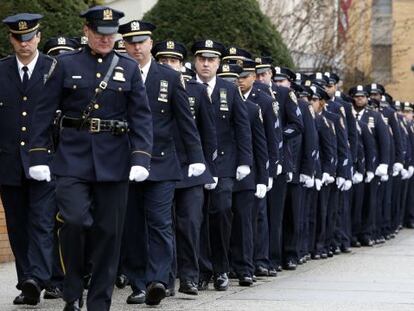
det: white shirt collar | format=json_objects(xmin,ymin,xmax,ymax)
[
  {"xmin": 196, "ymin": 75, "xmax": 216, "ymax": 96},
  {"xmin": 354, "ymin": 108, "xmax": 365, "ymax": 120},
  {"xmin": 16, "ymin": 50, "xmax": 39, "ymax": 81},
  {"xmin": 243, "ymin": 87, "xmax": 253, "ymax": 100},
  {"xmin": 139, "ymin": 59, "xmax": 152, "ymax": 83}
]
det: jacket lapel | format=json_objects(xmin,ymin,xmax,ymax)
[
  {"xmin": 25, "ymin": 54, "xmax": 45, "ymax": 93},
  {"xmin": 8, "ymin": 57, "xmax": 24, "ymax": 94}
]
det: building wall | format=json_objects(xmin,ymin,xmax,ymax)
[
  {"xmin": 0, "ymin": 201, "xmax": 13, "ymax": 263},
  {"xmin": 385, "ymin": 0, "xmax": 414, "ymax": 101},
  {"xmin": 105, "ymin": 0, "xmax": 158, "ymax": 21}
]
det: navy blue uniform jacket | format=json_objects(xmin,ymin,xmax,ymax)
[{"xmin": 29, "ymin": 48, "xmax": 153, "ymax": 182}]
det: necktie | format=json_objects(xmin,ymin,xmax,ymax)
[
  {"xmin": 203, "ymin": 82, "xmax": 211, "ymax": 98},
  {"xmin": 356, "ymin": 112, "xmax": 360, "ymax": 120},
  {"xmin": 22, "ymin": 66, "xmax": 29, "ymax": 90}
]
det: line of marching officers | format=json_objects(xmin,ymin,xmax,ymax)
[{"xmin": 1, "ymin": 5, "xmax": 414, "ymax": 311}]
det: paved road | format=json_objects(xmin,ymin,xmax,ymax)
[{"xmin": 1, "ymin": 229, "xmax": 414, "ymax": 310}]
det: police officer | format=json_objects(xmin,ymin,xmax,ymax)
[
  {"xmin": 0, "ymin": 13, "xmax": 57, "ymax": 306},
  {"xmin": 28, "ymin": 6, "xmax": 153, "ymax": 310},
  {"xmin": 191, "ymin": 40, "xmax": 252, "ymax": 291},
  {"xmin": 43, "ymin": 36, "xmax": 80, "ymax": 56},
  {"xmin": 152, "ymin": 40, "xmax": 218, "ymax": 296},
  {"xmin": 119, "ymin": 21, "xmax": 205, "ymax": 305}
]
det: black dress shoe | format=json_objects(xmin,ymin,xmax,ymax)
[
  {"xmin": 13, "ymin": 293, "xmax": 27, "ymax": 305},
  {"xmin": 44, "ymin": 286, "xmax": 63, "ymax": 299},
  {"xmin": 126, "ymin": 289, "xmax": 146, "ymax": 304},
  {"xmin": 333, "ymin": 247, "xmax": 341, "ymax": 255},
  {"xmin": 255, "ymin": 266, "xmax": 269, "ymax": 276},
  {"xmin": 283, "ymin": 261, "xmax": 297, "ymax": 270},
  {"xmin": 145, "ymin": 282, "xmax": 166, "ymax": 305},
  {"xmin": 327, "ymin": 251, "xmax": 333, "ymax": 257},
  {"xmin": 228, "ymin": 271, "xmax": 238, "ymax": 279},
  {"xmin": 252, "ymin": 275, "xmax": 257, "ymax": 282},
  {"xmin": 276, "ymin": 265, "xmax": 283, "ymax": 272},
  {"xmin": 197, "ymin": 277, "xmax": 210, "ymax": 291},
  {"xmin": 341, "ymin": 247, "xmax": 352, "ymax": 254},
  {"xmin": 63, "ymin": 298, "xmax": 83, "ymax": 311},
  {"xmin": 238, "ymin": 275, "xmax": 253, "ymax": 287},
  {"xmin": 268, "ymin": 268, "xmax": 277, "ymax": 277},
  {"xmin": 360, "ymin": 238, "xmax": 374, "ymax": 247},
  {"xmin": 21, "ymin": 279, "xmax": 41, "ymax": 305},
  {"xmin": 179, "ymin": 280, "xmax": 198, "ymax": 295},
  {"xmin": 165, "ymin": 288, "xmax": 175, "ymax": 297},
  {"xmin": 297, "ymin": 258, "xmax": 304, "ymax": 265},
  {"xmin": 311, "ymin": 253, "xmax": 321, "ymax": 260},
  {"xmin": 115, "ymin": 274, "xmax": 129, "ymax": 289},
  {"xmin": 351, "ymin": 240, "xmax": 361, "ymax": 247},
  {"xmin": 321, "ymin": 253, "xmax": 328, "ymax": 259},
  {"xmin": 213, "ymin": 273, "xmax": 229, "ymax": 291}
]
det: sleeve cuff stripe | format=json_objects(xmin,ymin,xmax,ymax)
[
  {"xmin": 132, "ymin": 150, "xmax": 151, "ymax": 157},
  {"xmin": 29, "ymin": 148, "xmax": 48, "ymax": 152}
]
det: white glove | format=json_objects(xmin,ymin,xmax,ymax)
[
  {"xmin": 381, "ymin": 174, "xmax": 389, "ymax": 182},
  {"xmin": 267, "ymin": 177, "xmax": 273, "ymax": 192},
  {"xmin": 401, "ymin": 168, "xmax": 409, "ymax": 180},
  {"xmin": 129, "ymin": 166, "xmax": 149, "ymax": 182},
  {"xmin": 304, "ymin": 176, "xmax": 315, "ymax": 188},
  {"xmin": 336, "ymin": 177, "xmax": 345, "ymax": 189},
  {"xmin": 393, "ymin": 162, "xmax": 403, "ymax": 176},
  {"xmin": 365, "ymin": 171, "xmax": 375, "ymax": 183},
  {"xmin": 287, "ymin": 172, "xmax": 293, "ymax": 182},
  {"xmin": 408, "ymin": 166, "xmax": 414, "ymax": 179},
  {"xmin": 236, "ymin": 165, "xmax": 251, "ymax": 181},
  {"xmin": 204, "ymin": 177, "xmax": 218, "ymax": 190},
  {"xmin": 341, "ymin": 180, "xmax": 352, "ymax": 191},
  {"xmin": 276, "ymin": 164, "xmax": 282, "ymax": 175},
  {"xmin": 315, "ymin": 179, "xmax": 322, "ymax": 191},
  {"xmin": 352, "ymin": 172, "xmax": 363, "ymax": 184},
  {"xmin": 29, "ymin": 165, "xmax": 51, "ymax": 182},
  {"xmin": 188, "ymin": 163, "xmax": 206, "ymax": 177},
  {"xmin": 255, "ymin": 184, "xmax": 267, "ymax": 199},
  {"xmin": 375, "ymin": 164, "xmax": 388, "ymax": 177},
  {"xmin": 299, "ymin": 174, "xmax": 310, "ymax": 184}
]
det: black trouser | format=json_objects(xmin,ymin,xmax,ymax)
[
  {"xmin": 326, "ymin": 184, "xmax": 339, "ymax": 249},
  {"xmin": 360, "ymin": 178, "xmax": 379, "ymax": 241},
  {"xmin": 253, "ymin": 194, "xmax": 270, "ymax": 269},
  {"xmin": 204, "ymin": 177, "xmax": 234, "ymax": 274},
  {"xmin": 125, "ymin": 181, "xmax": 175, "ymax": 291},
  {"xmin": 282, "ymin": 183, "xmax": 302, "ymax": 263},
  {"xmin": 381, "ymin": 179, "xmax": 393, "ymax": 237},
  {"xmin": 336, "ymin": 190, "xmax": 351, "ymax": 249},
  {"xmin": 230, "ymin": 190, "xmax": 255, "ymax": 276},
  {"xmin": 56, "ymin": 177, "xmax": 128, "ymax": 311},
  {"xmin": 315, "ymin": 186, "xmax": 330, "ymax": 254},
  {"xmin": 1, "ymin": 178, "xmax": 55, "ymax": 290},
  {"xmin": 173, "ymin": 186, "xmax": 204, "ymax": 283},
  {"xmin": 404, "ymin": 178, "xmax": 414, "ymax": 226},
  {"xmin": 300, "ymin": 187, "xmax": 313, "ymax": 257},
  {"xmin": 351, "ymin": 182, "xmax": 365, "ymax": 241},
  {"xmin": 391, "ymin": 177, "xmax": 402, "ymax": 231},
  {"xmin": 267, "ymin": 174, "xmax": 287, "ymax": 268},
  {"xmin": 400, "ymin": 179, "xmax": 409, "ymax": 227}
]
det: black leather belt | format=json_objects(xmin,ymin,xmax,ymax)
[{"xmin": 60, "ymin": 116, "xmax": 128, "ymax": 135}]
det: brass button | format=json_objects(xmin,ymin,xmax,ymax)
[
  {"xmin": 220, "ymin": 151, "xmax": 224, "ymax": 155},
  {"xmin": 96, "ymin": 73, "xmax": 102, "ymax": 78},
  {"xmin": 118, "ymin": 87, "xmax": 122, "ymax": 91},
  {"xmin": 22, "ymin": 111, "xmax": 27, "ymax": 116},
  {"xmin": 73, "ymin": 85, "xmax": 77, "ymax": 90},
  {"xmin": 161, "ymin": 152, "xmax": 165, "ymax": 156},
  {"xmin": 98, "ymin": 58, "xmax": 103, "ymax": 63},
  {"xmin": 222, "ymin": 115, "xmax": 226, "ymax": 119},
  {"xmin": 94, "ymin": 104, "xmax": 99, "ymax": 109},
  {"xmin": 95, "ymin": 88, "xmax": 99, "ymax": 92},
  {"xmin": 22, "ymin": 96, "xmax": 27, "ymax": 101},
  {"xmin": 161, "ymin": 109, "xmax": 165, "ymax": 113},
  {"xmin": 0, "ymin": 102, "xmax": 3, "ymax": 106},
  {"xmin": 21, "ymin": 126, "xmax": 27, "ymax": 131},
  {"xmin": 47, "ymin": 150, "xmax": 51, "ymax": 154},
  {"xmin": 20, "ymin": 141, "xmax": 25, "ymax": 146}
]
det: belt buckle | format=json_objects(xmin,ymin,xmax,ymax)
[{"xmin": 89, "ymin": 118, "xmax": 101, "ymax": 133}]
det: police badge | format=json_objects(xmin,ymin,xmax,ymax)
[
  {"xmin": 272, "ymin": 101, "xmax": 279, "ymax": 116},
  {"xmin": 289, "ymin": 91, "xmax": 298, "ymax": 105}
]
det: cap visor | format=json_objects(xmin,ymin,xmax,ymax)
[
  {"xmin": 125, "ymin": 35, "xmax": 150, "ymax": 43},
  {"xmin": 221, "ymin": 77, "xmax": 238, "ymax": 83},
  {"xmin": 13, "ymin": 31, "xmax": 37, "ymax": 42},
  {"xmin": 256, "ymin": 67, "xmax": 271, "ymax": 74},
  {"xmin": 354, "ymin": 92, "xmax": 367, "ymax": 97},
  {"xmin": 273, "ymin": 76, "xmax": 287, "ymax": 81},
  {"xmin": 197, "ymin": 52, "xmax": 219, "ymax": 58},
  {"xmin": 239, "ymin": 71, "xmax": 254, "ymax": 78}
]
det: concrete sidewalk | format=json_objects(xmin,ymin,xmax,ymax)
[{"xmin": 1, "ymin": 229, "xmax": 414, "ymax": 310}]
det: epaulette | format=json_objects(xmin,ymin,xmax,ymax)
[{"xmin": 0, "ymin": 55, "xmax": 13, "ymax": 62}]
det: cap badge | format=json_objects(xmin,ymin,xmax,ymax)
[
  {"xmin": 316, "ymin": 72, "xmax": 322, "ymax": 79},
  {"xmin": 222, "ymin": 64, "xmax": 230, "ymax": 72},
  {"xmin": 296, "ymin": 73, "xmax": 301, "ymax": 80},
  {"xmin": 58, "ymin": 37, "xmax": 66, "ymax": 45},
  {"xmin": 229, "ymin": 47, "xmax": 237, "ymax": 55},
  {"xmin": 275, "ymin": 67, "xmax": 281, "ymax": 74},
  {"xmin": 18, "ymin": 21, "xmax": 28, "ymax": 31},
  {"xmin": 205, "ymin": 40, "xmax": 213, "ymax": 48},
  {"xmin": 255, "ymin": 57, "xmax": 262, "ymax": 63},
  {"xmin": 81, "ymin": 36, "xmax": 88, "ymax": 45},
  {"xmin": 130, "ymin": 21, "xmax": 140, "ymax": 31},
  {"xmin": 103, "ymin": 9, "xmax": 113, "ymax": 21},
  {"xmin": 357, "ymin": 85, "xmax": 363, "ymax": 91},
  {"xmin": 372, "ymin": 83, "xmax": 377, "ymax": 89},
  {"xmin": 166, "ymin": 41, "xmax": 175, "ymax": 49}
]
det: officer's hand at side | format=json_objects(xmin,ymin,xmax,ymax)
[
  {"xmin": 304, "ymin": 176, "xmax": 315, "ymax": 188},
  {"xmin": 341, "ymin": 180, "xmax": 352, "ymax": 191},
  {"xmin": 408, "ymin": 166, "xmax": 414, "ymax": 179},
  {"xmin": 365, "ymin": 171, "xmax": 375, "ymax": 183},
  {"xmin": 204, "ymin": 177, "xmax": 218, "ymax": 190},
  {"xmin": 255, "ymin": 184, "xmax": 267, "ymax": 199},
  {"xmin": 276, "ymin": 164, "xmax": 283, "ymax": 176},
  {"xmin": 267, "ymin": 177, "xmax": 273, "ymax": 192},
  {"xmin": 375, "ymin": 164, "xmax": 388, "ymax": 177},
  {"xmin": 380, "ymin": 174, "xmax": 389, "ymax": 182},
  {"xmin": 236, "ymin": 165, "xmax": 251, "ymax": 181},
  {"xmin": 29, "ymin": 165, "xmax": 51, "ymax": 182},
  {"xmin": 401, "ymin": 168, "xmax": 409, "ymax": 180},
  {"xmin": 352, "ymin": 172, "xmax": 363, "ymax": 184},
  {"xmin": 188, "ymin": 163, "xmax": 206, "ymax": 177},
  {"xmin": 286, "ymin": 172, "xmax": 293, "ymax": 182},
  {"xmin": 393, "ymin": 162, "xmax": 403, "ymax": 175},
  {"xmin": 315, "ymin": 178, "xmax": 322, "ymax": 191},
  {"xmin": 299, "ymin": 174, "xmax": 311, "ymax": 184},
  {"xmin": 336, "ymin": 177, "xmax": 345, "ymax": 189},
  {"xmin": 129, "ymin": 166, "xmax": 149, "ymax": 182}
]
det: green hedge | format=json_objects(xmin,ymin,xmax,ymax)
[
  {"xmin": 143, "ymin": 0, "xmax": 294, "ymax": 67},
  {"xmin": 0, "ymin": 0, "xmax": 103, "ymax": 57}
]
